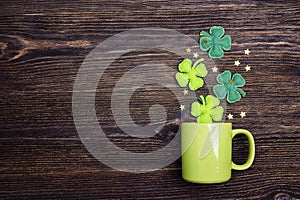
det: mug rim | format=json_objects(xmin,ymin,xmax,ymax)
[{"xmin": 181, "ymin": 122, "xmax": 232, "ymax": 125}]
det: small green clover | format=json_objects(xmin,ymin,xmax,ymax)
[
  {"xmin": 213, "ymin": 70, "xmax": 246, "ymax": 103},
  {"xmin": 191, "ymin": 95, "xmax": 224, "ymax": 123},
  {"xmin": 199, "ymin": 26, "xmax": 231, "ymax": 59},
  {"xmin": 175, "ymin": 58, "xmax": 208, "ymax": 91}
]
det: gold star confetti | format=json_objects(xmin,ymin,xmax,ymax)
[
  {"xmin": 212, "ymin": 66, "xmax": 218, "ymax": 72},
  {"xmin": 245, "ymin": 65, "xmax": 251, "ymax": 72},
  {"xmin": 193, "ymin": 52, "xmax": 199, "ymax": 59},
  {"xmin": 244, "ymin": 49, "xmax": 251, "ymax": 55},
  {"xmin": 234, "ymin": 60, "xmax": 240, "ymax": 67},
  {"xmin": 183, "ymin": 89, "xmax": 188, "ymax": 95},
  {"xmin": 193, "ymin": 53, "xmax": 199, "ymax": 59},
  {"xmin": 240, "ymin": 111, "xmax": 246, "ymax": 118},
  {"xmin": 227, "ymin": 113, "xmax": 234, "ymax": 120},
  {"xmin": 186, "ymin": 48, "xmax": 191, "ymax": 53},
  {"xmin": 180, "ymin": 104, "xmax": 185, "ymax": 111}
]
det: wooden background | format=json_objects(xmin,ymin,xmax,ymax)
[{"xmin": 1, "ymin": 0, "xmax": 299, "ymax": 199}]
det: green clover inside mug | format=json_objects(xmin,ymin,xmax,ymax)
[{"xmin": 191, "ymin": 95, "xmax": 224, "ymax": 123}]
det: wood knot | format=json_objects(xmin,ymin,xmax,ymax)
[
  {"xmin": 274, "ymin": 193, "xmax": 291, "ymax": 200},
  {"xmin": 0, "ymin": 35, "xmax": 27, "ymax": 62}
]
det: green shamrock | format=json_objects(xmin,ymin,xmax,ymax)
[
  {"xmin": 175, "ymin": 58, "xmax": 208, "ymax": 91},
  {"xmin": 191, "ymin": 95, "xmax": 224, "ymax": 123},
  {"xmin": 199, "ymin": 26, "xmax": 231, "ymax": 59},
  {"xmin": 213, "ymin": 70, "xmax": 246, "ymax": 103}
]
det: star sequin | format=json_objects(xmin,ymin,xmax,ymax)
[
  {"xmin": 186, "ymin": 48, "xmax": 191, "ymax": 53},
  {"xmin": 244, "ymin": 49, "xmax": 251, "ymax": 55},
  {"xmin": 240, "ymin": 111, "xmax": 246, "ymax": 118},
  {"xmin": 193, "ymin": 52, "xmax": 199, "ymax": 59},
  {"xmin": 227, "ymin": 113, "xmax": 234, "ymax": 120},
  {"xmin": 234, "ymin": 60, "xmax": 240, "ymax": 67},
  {"xmin": 245, "ymin": 65, "xmax": 251, "ymax": 72},
  {"xmin": 180, "ymin": 104, "xmax": 185, "ymax": 111},
  {"xmin": 183, "ymin": 89, "xmax": 188, "ymax": 95},
  {"xmin": 212, "ymin": 66, "xmax": 218, "ymax": 72}
]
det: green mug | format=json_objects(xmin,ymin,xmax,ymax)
[{"xmin": 181, "ymin": 123, "xmax": 255, "ymax": 183}]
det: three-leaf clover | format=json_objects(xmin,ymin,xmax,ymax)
[
  {"xmin": 199, "ymin": 26, "xmax": 231, "ymax": 59},
  {"xmin": 213, "ymin": 70, "xmax": 246, "ymax": 103},
  {"xmin": 191, "ymin": 95, "xmax": 224, "ymax": 123},
  {"xmin": 175, "ymin": 58, "xmax": 208, "ymax": 91}
]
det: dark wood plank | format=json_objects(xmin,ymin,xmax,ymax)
[{"xmin": 0, "ymin": 0, "xmax": 299, "ymax": 199}]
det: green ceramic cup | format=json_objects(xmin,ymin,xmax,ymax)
[{"xmin": 181, "ymin": 123, "xmax": 255, "ymax": 183}]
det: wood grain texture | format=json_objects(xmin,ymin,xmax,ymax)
[{"xmin": 0, "ymin": 0, "xmax": 299, "ymax": 199}]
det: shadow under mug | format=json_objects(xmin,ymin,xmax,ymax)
[{"xmin": 181, "ymin": 123, "xmax": 255, "ymax": 183}]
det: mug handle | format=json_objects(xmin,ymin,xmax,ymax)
[{"xmin": 231, "ymin": 129, "xmax": 255, "ymax": 170}]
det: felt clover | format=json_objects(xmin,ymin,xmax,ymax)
[
  {"xmin": 213, "ymin": 70, "xmax": 246, "ymax": 103},
  {"xmin": 175, "ymin": 58, "xmax": 208, "ymax": 91},
  {"xmin": 191, "ymin": 95, "xmax": 224, "ymax": 123},
  {"xmin": 199, "ymin": 26, "xmax": 231, "ymax": 59}
]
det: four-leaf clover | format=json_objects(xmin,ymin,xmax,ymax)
[
  {"xmin": 213, "ymin": 70, "xmax": 246, "ymax": 103},
  {"xmin": 199, "ymin": 26, "xmax": 231, "ymax": 59},
  {"xmin": 175, "ymin": 58, "xmax": 208, "ymax": 91},
  {"xmin": 191, "ymin": 95, "xmax": 224, "ymax": 123}
]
